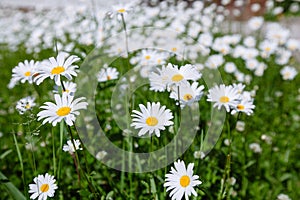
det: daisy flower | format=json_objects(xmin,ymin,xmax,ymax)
[
  {"xmin": 28, "ymin": 173, "xmax": 58, "ymax": 200},
  {"xmin": 164, "ymin": 160, "xmax": 202, "ymax": 200},
  {"xmin": 233, "ymin": 83, "xmax": 246, "ymax": 94},
  {"xmin": 207, "ymin": 84, "xmax": 240, "ymax": 112},
  {"xmin": 224, "ymin": 62, "xmax": 237, "ymax": 74},
  {"xmin": 37, "ymin": 93, "xmax": 88, "ymax": 126},
  {"xmin": 97, "ymin": 67, "xmax": 119, "ymax": 82},
  {"xmin": 165, "ymin": 63, "xmax": 202, "ymax": 91},
  {"xmin": 16, "ymin": 96, "xmax": 36, "ymax": 115},
  {"xmin": 169, "ymin": 82, "xmax": 205, "ymax": 108},
  {"xmin": 205, "ymin": 54, "xmax": 224, "ymax": 69},
  {"xmin": 10, "ymin": 60, "xmax": 39, "ymax": 86},
  {"xmin": 130, "ymin": 49, "xmax": 169, "ymax": 67},
  {"xmin": 248, "ymin": 16, "xmax": 264, "ymax": 31},
  {"xmin": 280, "ymin": 66, "xmax": 298, "ymax": 80},
  {"xmin": 277, "ymin": 194, "xmax": 291, "ymax": 200},
  {"xmin": 34, "ymin": 52, "xmax": 80, "ymax": 86},
  {"xmin": 231, "ymin": 98, "xmax": 255, "ymax": 116},
  {"xmin": 149, "ymin": 65, "xmax": 170, "ymax": 92},
  {"xmin": 167, "ymin": 63, "xmax": 202, "ymax": 83},
  {"xmin": 249, "ymin": 143, "xmax": 262, "ymax": 153},
  {"xmin": 54, "ymin": 81, "xmax": 77, "ymax": 96},
  {"xmin": 63, "ymin": 139, "xmax": 83, "ymax": 154},
  {"xmin": 131, "ymin": 102, "xmax": 173, "ymax": 137},
  {"xmin": 109, "ymin": 2, "xmax": 133, "ymax": 19}
]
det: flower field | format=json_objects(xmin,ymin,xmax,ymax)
[{"xmin": 0, "ymin": 0, "xmax": 300, "ymax": 199}]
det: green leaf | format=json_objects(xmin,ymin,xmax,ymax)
[{"xmin": 0, "ymin": 172, "xmax": 26, "ymax": 200}]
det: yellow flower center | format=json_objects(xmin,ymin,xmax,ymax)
[
  {"xmin": 24, "ymin": 71, "xmax": 31, "ymax": 77},
  {"xmin": 157, "ymin": 59, "xmax": 161, "ymax": 64},
  {"xmin": 107, "ymin": 75, "xmax": 111, "ymax": 80},
  {"xmin": 171, "ymin": 74, "xmax": 184, "ymax": 82},
  {"xmin": 117, "ymin": 8, "xmax": 126, "ymax": 13},
  {"xmin": 40, "ymin": 184, "xmax": 49, "ymax": 193},
  {"xmin": 63, "ymin": 89, "xmax": 70, "ymax": 93},
  {"xmin": 180, "ymin": 175, "xmax": 190, "ymax": 187},
  {"xmin": 25, "ymin": 103, "xmax": 31, "ymax": 109},
  {"xmin": 56, "ymin": 107, "xmax": 71, "ymax": 116},
  {"xmin": 237, "ymin": 104, "xmax": 245, "ymax": 110},
  {"xmin": 145, "ymin": 55, "xmax": 151, "ymax": 60},
  {"xmin": 172, "ymin": 47, "xmax": 177, "ymax": 52},
  {"xmin": 146, "ymin": 117, "xmax": 158, "ymax": 126},
  {"xmin": 284, "ymin": 72, "xmax": 290, "ymax": 78},
  {"xmin": 51, "ymin": 66, "xmax": 65, "ymax": 75},
  {"xmin": 219, "ymin": 96, "xmax": 229, "ymax": 103},
  {"xmin": 265, "ymin": 47, "xmax": 271, "ymax": 52},
  {"xmin": 183, "ymin": 94, "xmax": 193, "ymax": 101}
]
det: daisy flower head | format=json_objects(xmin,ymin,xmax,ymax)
[
  {"xmin": 277, "ymin": 194, "xmax": 291, "ymax": 200},
  {"xmin": 97, "ymin": 66, "xmax": 119, "ymax": 82},
  {"xmin": 169, "ymin": 82, "xmax": 205, "ymax": 108},
  {"xmin": 131, "ymin": 102, "xmax": 173, "ymax": 137},
  {"xmin": 231, "ymin": 98, "xmax": 255, "ymax": 116},
  {"xmin": 205, "ymin": 54, "xmax": 224, "ymax": 69},
  {"xmin": 248, "ymin": 16, "xmax": 264, "ymax": 31},
  {"xmin": 207, "ymin": 84, "xmax": 240, "ymax": 112},
  {"xmin": 165, "ymin": 63, "xmax": 202, "ymax": 91},
  {"xmin": 149, "ymin": 65, "xmax": 170, "ymax": 92},
  {"xmin": 280, "ymin": 66, "xmax": 298, "ymax": 80},
  {"xmin": 16, "ymin": 96, "xmax": 36, "ymax": 115},
  {"xmin": 28, "ymin": 173, "xmax": 58, "ymax": 200},
  {"xmin": 34, "ymin": 52, "xmax": 80, "ymax": 86},
  {"xmin": 54, "ymin": 81, "xmax": 77, "ymax": 96},
  {"xmin": 10, "ymin": 60, "xmax": 39, "ymax": 87},
  {"xmin": 164, "ymin": 160, "xmax": 202, "ymax": 200},
  {"xmin": 109, "ymin": 2, "xmax": 133, "ymax": 19},
  {"xmin": 63, "ymin": 139, "xmax": 83, "ymax": 154},
  {"xmin": 233, "ymin": 83, "xmax": 246, "ymax": 94},
  {"xmin": 37, "ymin": 93, "xmax": 88, "ymax": 126},
  {"xmin": 130, "ymin": 49, "xmax": 169, "ymax": 67}
]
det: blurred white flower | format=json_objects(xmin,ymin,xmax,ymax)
[
  {"xmin": 236, "ymin": 120, "xmax": 245, "ymax": 132},
  {"xmin": 224, "ymin": 62, "xmax": 237, "ymax": 74},
  {"xmin": 277, "ymin": 193, "xmax": 291, "ymax": 200},
  {"xmin": 16, "ymin": 96, "xmax": 36, "ymax": 115},
  {"xmin": 280, "ymin": 66, "xmax": 298, "ymax": 80},
  {"xmin": 97, "ymin": 67, "xmax": 119, "ymax": 82},
  {"xmin": 96, "ymin": 151, "xmax": 107, "ymax": 160},
  {"xmin": 248, "ymin": 17, "xmax": 264, "ymax": 31},
  {"xmin": 249, "ymin": 143, "xmax": 262, "ymax": 153},
  {"xmin": 205, "ymin": 54, "xmax": 224, "ymax": 69},
  {"xmin": 63, "ymin": 139, "xmax": 83, "ymax": 154}
]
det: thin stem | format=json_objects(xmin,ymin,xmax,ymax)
[
  {"xmin": 121, "ymin": 13, "xmax": 129, "ymax": 57},
  {"xmin": 67, "ymin": 125, "xmax": 81, "ymax": 185},
  {"xmin": 51, "ymin": 128, "xmax": 57, "ymax": 176},
  {"xmin": 217, "ymin": 117, "xmax": 232, "ymax": 200},
  {"xmin": 12, "ymin": 132, "xmax": 25, "ymax": 194},
  {"xmin": 57, "ymin": 121, "xmax": 64, "ymax": 180}
]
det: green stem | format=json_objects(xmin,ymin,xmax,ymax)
[
  {"xmin": 121, "ymin": 13, "xmax": 129, "ymax": 57},
  {"xmin": 57, "ymin": 121, "xmax": 64, "ymax": 180},
  {"xmin": 51, "ymin": 128, "xmax": 57, "ymax": 176},
  {"xmin": 67, "ymin": 125, "xmax": 81, "ymax": 186},
  {"xmin": 12, "ymin": 132, "xmax": 25, "ymax": 194}
]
